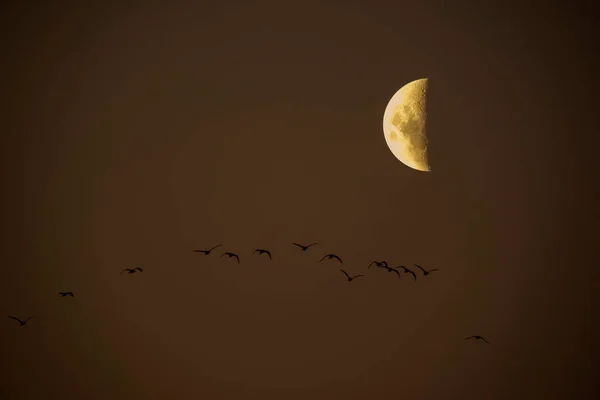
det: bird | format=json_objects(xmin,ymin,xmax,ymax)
[
  {"xmin": 320, "ymin": 253, "xmax": 343, "ymax": 264},
  {"xmin": 368, "ymin": 261, "xmax": 388, "ymax": 268},
  {"xmin": 378, "ymin": 265, "xmax": 401, "ymax": 279},
  {"xmin": 397, "ymin": 266, "xmax": 417, "ymax": 281},
  {"xmin": 252, "ymin": 249, "xmax": 272, "ymax": 259},
  {"xmin": 464, "ymin": 335, "xmax": 490, "ymax": 344},
  {"xmin": 414, "ymin": 264, "xmax": 439, "ymax": 276},
  {"xmin": 8, "ymin": 316, "xmax": 33, "ymax": 327},
  {"xmin": 121, "ymin": 267, "xmax": 144, "ymax": 275},
  {"xmin": 193, "ymin": 244, "xmax": 222, "ymax": 255},
  {"xmin": 221, "ymin": 252, "xmax": 240, "ymax": 263},
  {"xmin": 292, "ymin": 242, "xmax": 319, "ymax": 251},
  {"xmin": 340, "ymin": 269, "xmax": 364, "ymax": 282},
  {"xmin": 57, "ymin": 292, "xmax": 75, "ymax": 297}
]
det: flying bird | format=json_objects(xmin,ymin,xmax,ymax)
[
  {"xmin": 121, "ymin": 267, "xmax": 144, "ymax": 275},
  {"xmin": 252, "ymin": 249, "xmax": 272, "ymax": 259},
  {"xmin": 379, "ymin": 265, "xmax": 401, "ymax": 279},
  {"xmin": 397, "ymin": 266, "xmax": 417, "ymax": 281},
  {"xmin": 57, "ymin": 292, "xmax": 75, "ymax": 297},
  {"xmin": 320, "ymin": 254, "xmax": 343, "ymax": 264},
  {"xmin": 8, "ymin": 316, "xmax": 33, "ymax": 327},
  {"xmin": 221, "ymin": 252, "xmax": 240, "ymax": 263},
  {"xmin": 340, "ymin": 269, "xmax": 364, "ymax": 282},
  {"xmin": 368, "ymin": 261, "xmax": 388, "ymax": 268},
  {"xmin": 414, "ymin": 264, "xmax": 439, "ymax": 276},
  {"xmin": 193, "ymin": 244, "xmax": 222, "ymax": 255},
  {"xmin": 464, "ymin": 335, "xmax": 490, "ymax": 344},
  {"xmin": 292, "ymin": 242, "xmax": 319, "ymax": 251}
]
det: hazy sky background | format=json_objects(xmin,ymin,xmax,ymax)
[{"xmin": 0, "ymin": 1, "xmax": 596, "ymax": 399}]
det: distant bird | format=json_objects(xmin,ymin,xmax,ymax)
[
  {"xmin": 368, "ymin": 261, "xmax": 388, "ymax": 268},
  {"xmin": 379, "ymin": 265, "xmax": 401, "ymax": 279},
  {"xmin": 193, "ymin": 244, "xmax": 222, "ymax": 255},
  {"xmin": 252, "ymin": 249, "xmax": 272, "ymax": 259},
  {"xmin": 292, "ymin": 242, "xmax": 319, "ymax": 251},
  {"xmin": 8, "ymin": 316, "xmax": 33, "ymax": 327},
  {"xmin": 414, "ymin": 264, "xmax": 439, "ymax": 276},
  {"xmin": 221, "ymin": 252, "xmax": 240, "ymax": 263},
  {"xmin": 397, "ymin": 266, "xmax": 417, "ymax": 281},
  {"xmin": 340, "ymin": 269, "xmax": 364, "ymax": 282},
  {"xmin": 464, "ymin": 335, "xmax": 490, "ymax": 344},
  {"xmin": 57, "ymin": 292, "xmax": 75, "ymax": 297},
  {"xmin": 320, "ymin": 254, "xmax": 343, "ymax": 264},
  {"xmin": 121, "ymin": 267, "xmax": 144, "ymax": 275}
]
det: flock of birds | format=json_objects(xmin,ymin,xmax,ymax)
[{"xmin": 7, "ymin": 241, "xmax": 490, "ymax": 344}]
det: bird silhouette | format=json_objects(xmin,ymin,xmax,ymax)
[
  {"xmin": 378, "ymin": 264, "xmax": 401, "ymax": 279},
  {"xmin": 340, "ymin": 269, "xmax": 364, "ymax": 282},
  {"xmin": 292, "ymin": 242, "xmax": 319, "ymax": 251},
  {"xmin": 57, "ymin": 292, "xmax": 75, "ymax": 297},
  {"xmin": 320, "ymin": 254, "xmax": 343, "ymax": 264},
  {"xmin": 464, "ymin": 335, "xmax": 490, "ymax": 344},
  {"xmin": 8, "ymin": 316, "xmax": 33, "ymax": 327},
  {"xmin": 397, "ymin": 266, "xmax": 417, "ymax": 281},
  {"xmin": 414, "ymin": 264, "xmax": 439, "ymax": 276},
  {"xmin": 221, "ymin": 252, "xmax": 240, "ymax": 263},
  {"xmin": 121, "ymin": 267, "xmax": 144, "ymax": 275},
  {"xmin": 368, "ymin": 261, "xmax": 388, "ymax": 268},
  {"xmin": 193, "ymin": 244, "xmax": 222, "ymax": 255},
  {"xmin": 252, "ymin": 249, "xmax": 272, "ymax": 259}
]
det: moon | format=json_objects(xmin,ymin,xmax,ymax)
[{"xmin": 382, "ymin": 78, "xmax": 430, "ymax": 172}]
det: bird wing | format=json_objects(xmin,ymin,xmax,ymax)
[
  {"xmin": 333, "ymin": 255, "xmax": 342, "ymax": 263},
  {"xmin": 209, "ymin": 244, "xmax": 222, "ymax": 251},
  {"xmin": 252, "ymin": 249, "xmax": 259, "ymax": 255},
  {"xmin": 25, "ymin": 317, "xmax": 33, "ymax": 322},
  {"xmin": 340, "ymin": 269, "xmax": 350, "ymax": 279},
  {"xmin": 353, "ymin": 274, "xmax": 365, "ymax": 279},
  {"xmin": 409, "ymin": 270, "xmax": 416, "ymax": 281},
  {"xmin": 193, "ymin": 250, "xmax": 205, "ymax": 253},
  {"xmin": 120, "ymin": 269, "xmax": 129, "ymax": 275},
  {"xmin": 265, "ymin": 250, "xmax": 272, "ymax": 259},
  {"xmin": 319, "ymin": 255, "xmax": 327, "ymax": 262},
  {"xmin": 429, "ymin": 269, "xmax": 439, "ymax": 272},
  {"xmin": 481, "ymin": 337, "xmax": 490, "ymax": 344},
  {"xmin": 368, "ymin": 261, "xmax": 376, "ymax": 268},
  {"xmin": 464, "ymin": 336, "xmax": 475, "ymax": 340},
  {"xmin": 220, "ymin": 253, "xmax": 227, "ymax": 258},
  {"xmin": 8, "ymin": 316, "xmax": 23, "ymax": 323},
  {"xmin": 136, "ymin": 267, "xmax": 143, "ymax": 272},
  {"xmin": 234, "ymin": 254, "xmax": 240, "ymax": 263},
  {"xmin": 307, "ymin": 242, "xmax": 319, "ymax": 247},
  {"xmin": 392, "ymin": 269, "xmax": 401, "ymax": 278},
  {"xmin": 414, "ymin": 264, "xmax": 426, "ymax": 273},
  {"xmin": 292, "ymin": 242, "xmax": 304, "ymax": 249},
  {"xmin": 68, "ymin": 292, "xmax": 74, "ymax": 297}
]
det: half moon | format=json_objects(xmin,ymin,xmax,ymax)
[{"xmin": 382, "ymin": 78, "xmax": 430, "ymax": 172}]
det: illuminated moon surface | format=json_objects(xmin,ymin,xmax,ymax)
[{"xmin": 382, "ymin": 78, "xmax": 430, "ymax": 172}]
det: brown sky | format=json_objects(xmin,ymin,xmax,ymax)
[{"xmin": 0, "ymin": 1, "xmax": 596, "ymax": 399}]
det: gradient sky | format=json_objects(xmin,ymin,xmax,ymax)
[{"xmin": 0, "ymin": 1, "xmax": 596, "ymax": 399}]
